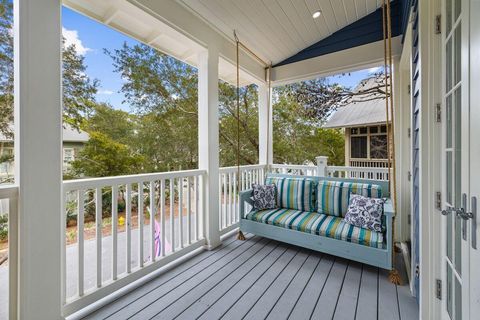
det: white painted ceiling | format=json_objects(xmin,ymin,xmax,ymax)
[{"xmin": 178, "ymin": 0, "xmax": 384, "ymax": 65}]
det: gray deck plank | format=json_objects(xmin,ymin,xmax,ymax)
[
  {"xmin": 82, "ymin": 236, "xmax": 418, "ymax": 320},
  {"xmin": 220, "ymin": 248, "xmax": 300, "ymax": 320},
  {"xmin": 105, "ymin": 235, "xmax": 263, "ymax": 319},
  {"xmin": 176, "ymin": 244, "xmax": 288, "ymax": 320},
  {"xmin": 243, "ymin": 251, "xmax": 310, "ymax": 320},
  {"xmin": 378, "ymin": 269, "xmax": 401, "ymax": 320},
  {"xmin": 310, "ymin": 258, "xmax": 349, "ymax": 319},
  {"xmin": 153, "ymin": 240, "xmax": 280, "ymax": 319},
  {"xmin": 288, "ymin": 255, "xmax": 335, "ymax": 319},
  {"xmin": 128, "ymin": 237, "xmax": 270, "ymax": 319},
  {"xmin": 82, "ymin": 234, "xmax": 247, "ymax": 320},
  {"xmin": 266, "ymin": 253, "xmax": 322, "ymax": 320},
  {"xmin": 199, "ymin": 245, "xmax": 297, "ymax": 320},
  {"xmin": 333, "ymin": 262, "xmax": 363, "ymax": 320},
  {"xmin": 355, "ymin": 264, "xmax": 378, "ymax": 320}
]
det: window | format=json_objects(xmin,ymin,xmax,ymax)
[
  {"xmin": 351, "ymin": 136, "xmax": 368, "ymax": 158},
  {"xmin": 63, "ymin": 148, "xmax": 75, "ymax": 165},
  {"xmin": 350, "ymin": 126, "xmax": 388, "ymax": 159}
]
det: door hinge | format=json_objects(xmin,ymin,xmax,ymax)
[
  {"xmin": 407, "ymin": 127, "xmax": 411, "ymax": 138},
  {"xmin": 415, "ymin": 264, "xmax": 420, "ymax": 278},
  {"xmin": 436, "ymin": 191, "xmax": 442, "ymax": 210},
  {"xmin": 435, "ymin": 103, "xmax": 442, "ymax": 123},
  {"xmin": 407, "ymin": 171, "xmax": 412, "ymax": 181},
  {"xmin": 435, "ymin": 15, "xmax": 441, "ymax": 34},
  {"xmin": 436, "ymin": 279, "xmax": 442, "ymax": 300},
  {"xmin": 408, "ymin": 214, "xmax": 411, "ymax": 225},
  {"xmin": 407, "ymin": 84, "xmax": 411, "ymax": 94}
]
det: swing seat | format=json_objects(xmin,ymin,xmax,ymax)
[{"xmin": 239, "ymin": 173, "xmax": 394, "ymax": 270}]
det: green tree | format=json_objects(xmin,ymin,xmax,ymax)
[
  {"xmin": 71, "ymin": 131, "xmax": 143, "ymax": 177},
  {"xmin": 0, "ymin": 0, "xmax": 13, "ymax": 138}
]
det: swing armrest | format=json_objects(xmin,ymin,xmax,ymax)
[
  {"xmin": 239, "ymin": 189, "xmax": 254, "ymax": 219},
  {"xmin": 383, "ymin": 198, "xmax": 395, "ymax": 262},
  {"xmin": 383, "ymin": 198, "xmax": 395, "ymax": 218}
]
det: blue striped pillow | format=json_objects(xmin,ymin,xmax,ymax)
[
  {"xmin": 317, "ymin": 180, "xmax": 382, "ymax": 217},
  {"xmin": 265, "ymin": 177, "xmax": 316, "ymax": 212}
]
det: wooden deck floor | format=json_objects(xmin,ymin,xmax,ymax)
[{"xmin": 83, "ymin": 234, "xmax": 418, "ymax": 320}]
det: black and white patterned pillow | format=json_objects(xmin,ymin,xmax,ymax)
[
  {"xmin": 252, "ymin": 184, "xmax": 277, "ymax": 211},
  {"xmin": 344, "ymin": 194, "xmax": 385, "ymax": 232}
]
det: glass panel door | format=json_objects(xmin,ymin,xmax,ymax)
[{"xmin": 443, "ymin": 0, "xmax": 468, "ymax": 319}]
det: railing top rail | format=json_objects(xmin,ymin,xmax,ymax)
[
  {"xmin": 0, "ymin": 184, "xmax": 18, "ymax": 199},
  {"xmin": 270, "ymin": 164, "xmax": 316, "ymax": 169},
  {"xmin": 63, "ymin": 169, "xmax": 206, "ymax": 191},
  {"xmin": 327, "ymin": 166, "xmax": 389, "ymax": 173},
  {"xmin": 219, "ymin": 164, "xmax": 267, "ymax": 172}
]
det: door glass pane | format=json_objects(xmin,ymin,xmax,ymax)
[
  {"xmin": 454, "ymin": 0, "xmax": 461, "ymax": 22},
  {"xmin": 455, "ymin": 275, "xmax": 462, "ymax": 320},
  {"xmin": 447, "ymin": 151, "xmax": 453, "ymax": 204},
  {"xmin": 447, "ymin": 209, "xmax": 453, "ymax": 261},
  {"xmin": 447, "ymin": 38, "xmax": 453, "ymax": 91},
  {"xmin": 454, "ymin": 24, "xmax": 462, "ymax": 85},
  {"xmin": 455, "ymin": 216, "xmax": 462, "ymax": 274},
  {"xmin": 447, "ymin": 95, "xmax": 452, "ymax": 148},
  {"xmin": 447, "ymin": 264, "xmax": 453, "ymax": 318},
  {"xmin": 454, "ymin": 88, "xmax": 462, "ymax": 206},
  {"xmin": 447, "ymin": 0, "xmax": 452, "ymax": 34}
]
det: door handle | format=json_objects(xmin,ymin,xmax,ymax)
[{"xmin": 472, "ymin": 196, "xmax": 477, "ymax": 249}]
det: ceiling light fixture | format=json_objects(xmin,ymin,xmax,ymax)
[{"xmin": 312, "ymin": 10, "xmax": 322, "ymax": 19}]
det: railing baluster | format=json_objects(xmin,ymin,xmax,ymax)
[
  {"xmin": 170, "ymin": 178, "xmax": 175, "ymax": 252},
  {"xmin": 233, "ymin": 172, "xmax": 237, "ymax": 223},
  {"xmin": 218, "ymin": 174, "xmax": 222, "ymax": 230},
  {"xmin": 178, "ymin": 177, "xmax": 184, "ymax": 249},
  {"xmin": 126, "ymin": 184, "xmax": 132, "ymax": 273},
  {"xmin": 223, "ymin": 173, "xmax": 227, "ymax": 229},
  {"xmin": 195, "ymin": 175, "xmax": 199, "ymax": 241},
  {"xmin": 149, "ymin": 181, "xmax": 155, "ymax": 262},
  {"xmin": 228, "ymin": 172, "xmax": 232, "ymax": 227},
  {"xmin": 161, "ymin": 179, "xmax": 166, "ymax": 257},
  {"xmin": 95, "ymin": 188, "xmax": 102, "ymax": 288},
  {"xmin": 112, "ymin": 185, "xmax": 118, "ymax": 280},
  {"xmin": 187, "ymin": 176, "xmax": 191, "ymax": 245},
  {"xmin": 77, "ymin": 189, "xmax": 85, "ymax": 297},
  {"xmin": 138, "ymin": 182, "xmax": 144, "ymax": 268}
]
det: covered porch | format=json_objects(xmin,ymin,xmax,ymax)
[{"xmin": 3, "ymin": 0, "xmax": 436, "ymax": 319}]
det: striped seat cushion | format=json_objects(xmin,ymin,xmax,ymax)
[
  {"xmin": 264, "ymin": 177, "xmax": 316, "ymax": 212},
  {"xmin": 317, "ymin": 181, "xmax": 383, "ymax": 217},
  {"xmin": 246, "ymin": 208, "xmax": 384, "ymax": 248}
]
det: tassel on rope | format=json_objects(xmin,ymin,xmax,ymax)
[{"xmin": 237, "ymin": 230, "xmax": 246, "ymax": 241}]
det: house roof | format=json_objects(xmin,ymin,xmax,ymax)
[
  {"xmin": 0, "ymin": 124, "xmax": 89, "ymax": 143},
  {"xmin": 323, "ymin": 76, "xmax": 391, "ymax": 129}
]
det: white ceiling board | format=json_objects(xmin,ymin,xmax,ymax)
[{"xmin": 178, "ymin": 0, "xmax": 383, "ymax": 65}]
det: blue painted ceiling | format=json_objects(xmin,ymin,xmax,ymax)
[{"xmin": 273, "ymin": 0, "xmax": 411, "ymax": 68}]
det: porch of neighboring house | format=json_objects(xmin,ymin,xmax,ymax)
[{"xmin": 4, "ymin": 0, "xmax": 441, "ymax": 319}]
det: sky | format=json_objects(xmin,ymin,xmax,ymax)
[{"xmin": 62, "ymin": 6, "xmax": 380, "ymax": 113}]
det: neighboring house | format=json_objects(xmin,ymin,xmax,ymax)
[
  {"xmin": 0, "ymin": 124, "xmax": 89, "ymax": 181},
  {"xmin": 324, "ymin": 77, "xmax": 391, "ymax": 168}
]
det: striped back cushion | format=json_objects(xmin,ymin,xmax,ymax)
[
  {"xmin": 265, "ymin": 177, "xmax": 316, "ymax": 212},
  {"xmin": 317, "ymin": 181, "xmax": 383, "ymax": 217}
]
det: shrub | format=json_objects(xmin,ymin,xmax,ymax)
[{"xmin": 0, "ymin": 214, "xmax": 8, "ymax": 242}]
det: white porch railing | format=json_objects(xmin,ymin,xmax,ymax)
[
  {"xmin": 327, "ymin": 166, "xmax": 389, "ymax": 181},
  {"xmin": 0, "ymin": 185, "xmax": 18, "ymax": 320},
  {"xmin": 218, "ymin": 165, "xmax": 265, "ymax": 234},
  {"xmin": 61, "ymin": 169, "xmax": 205, "ymax": 316},
  {"xmin": 269, "ymin": 163, "xmax": 318, "ymax": 176}
]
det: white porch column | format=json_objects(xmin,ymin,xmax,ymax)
[
  {"xmin": 198, "ymin": 48, "xmax": 221, "ymax": 250},
  {"xmin": 316, "ymin": 156, "xmax": 328, "ymax": 177},
  {"xmin": 14, "ymin": 0, "xmax": 63, "ymax": 319},
  {"xmin": 258, "ymin": 82, "xmax": 273, "ymax": 166}
]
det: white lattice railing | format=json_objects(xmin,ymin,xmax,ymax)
[
  {"xmin": 218, "ymin": 165, "xmax": 265, "ymax": 234},
  {"xmin": 62, "ymin": 169, "xmax": 205, "ymax": 315}
]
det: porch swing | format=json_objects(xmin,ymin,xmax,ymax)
[{"xmin": 235, "ymin": 0, "xmax": 401, "ymax": 283}]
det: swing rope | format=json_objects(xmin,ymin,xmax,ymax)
[
  {"xmin": 382, "ymin": 0, "xmax": 401, "ymax": 285},
  {"xmin": 234, "ymin": 31, "xmax": 271, "ymax": 240}
]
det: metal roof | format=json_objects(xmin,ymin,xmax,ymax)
[{"xmin": 323, "ymin": 77, "xmax": 391, "ymax": 129}]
